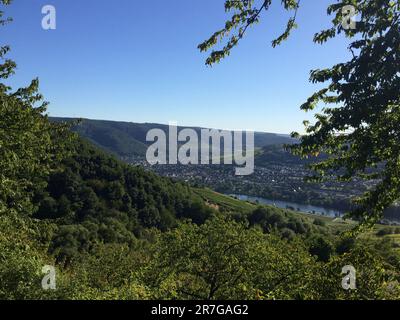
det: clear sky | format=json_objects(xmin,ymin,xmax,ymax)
[{"xmin": 2, "ymin": 0, "xmax": 352, "ymax": 134}]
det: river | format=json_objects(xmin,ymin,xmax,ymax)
[{"xmin": 230, "ymin": 194, "xmax": 344, "ymax": 218}]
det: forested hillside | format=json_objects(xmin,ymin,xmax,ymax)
[
  {"xmin": 2, "ymin": 120, "xmax": 400, "ymax": 299},
  {"xmin": 50, "ymin": 117, "xmax": 297, "ymax": 159},
  {"xmin": 32, "ymin": 138, "xmax": 215, "ymax": 262}
]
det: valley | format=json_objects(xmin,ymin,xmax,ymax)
[{"xmin": 52, "ymin": 117, "xmax": 400, "ymax": 223}]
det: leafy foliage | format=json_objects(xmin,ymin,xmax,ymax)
[
  {"xmin": 144, "ymin": 215, "xmax": 314, "ymax": 300},
  {"xmin": 141, "ymin": 215, "xmax": 400, "ymax": 300},
  {"xmin": 0, "ymin": 1, "xmax": 73, "ymax": 217},
  {"xmin": 198, "ymin": 0, "xmax": 300, "ymax": 65},
  {"xmin": 199, "ymin": 0, "xmax": 400, "ymax": 229},
  {"xmin": 32, "ymin": 139, "xmax": 215, "ymax": 261}
]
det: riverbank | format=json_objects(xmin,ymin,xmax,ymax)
[{"xmin": 229, "ymin": 194, "xmax": 344, "ymax": 218}]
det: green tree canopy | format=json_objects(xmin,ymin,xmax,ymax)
[{"xmin": 143, "ymin": 215, "xmax": 316, "ymax": 299}]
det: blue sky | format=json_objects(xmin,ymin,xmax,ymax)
[{"xmin": 2, "ymin": 0, "xmax": 352, "ymax": 134}]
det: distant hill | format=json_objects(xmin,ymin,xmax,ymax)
[{"xmin": 50, "ymin": 117, "xmax": 297, "ymax": 159}]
